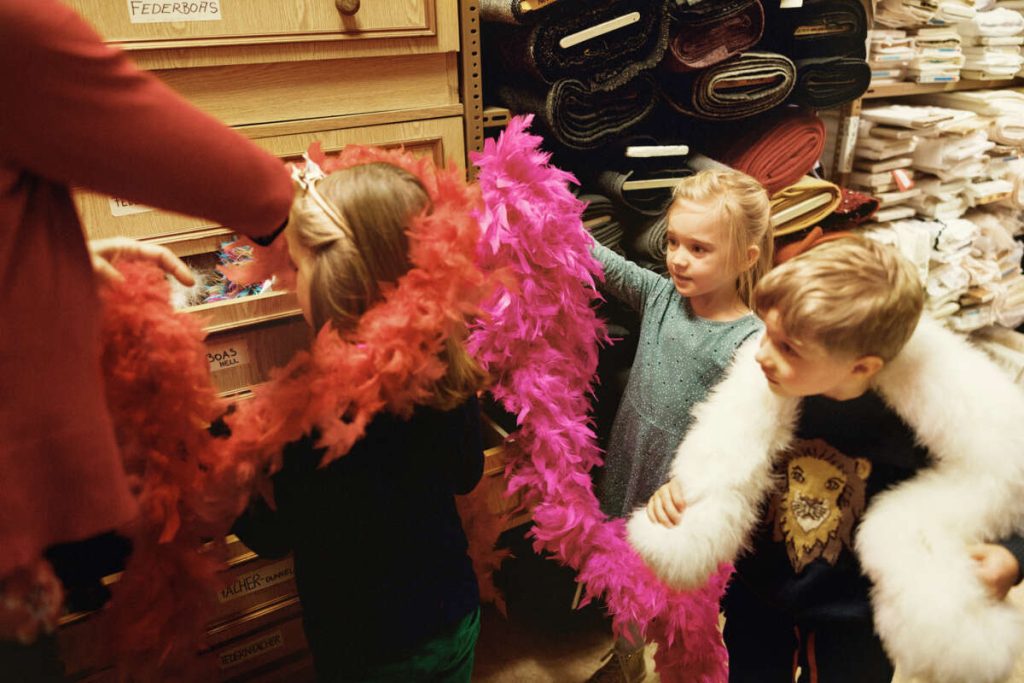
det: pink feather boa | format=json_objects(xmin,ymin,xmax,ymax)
[
  {"xmin": 470, "ymin": 116, "xmax": 729, "ymax": 682},
  {"xmin": 94, "ymin": 121, "xmax": 726, "ymax": 679}
]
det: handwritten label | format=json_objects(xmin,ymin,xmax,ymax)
[
  {"xmin": 218, "ymin": 631, "xmax": 283, "ymax": 669},
  {"xmin": 218, "ymin": 560, "xmax": 294, "ymax": 604},
  {"xmin": 207, "ymin": 339, "xmax": 251, "ymax": 373},
  {"xmin": 108, "ymin": 197, "xmax": 155, "ymax": 217},
  {"xmin": 128, "ymin": 1, "xmax": 221, "ymax": 23}
]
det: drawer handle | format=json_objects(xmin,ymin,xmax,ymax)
[{"xmin": 335, "ymin": 0, "xmax": 360, "ymax": 15}]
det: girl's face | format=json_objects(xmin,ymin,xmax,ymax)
[
  {"xmin": 285, "ymin": 224, "xmax": 315, "ymax": 327},
  {"xmin": 664, "ymin": 199, "xmax": 757, "ymax": 301}
]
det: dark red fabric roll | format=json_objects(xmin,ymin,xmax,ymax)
[
  {"xmin": 710, "ymin": 106, "xmax": 825, "ymax": 194},
  {"xmin": 665, "ymin": 0, "xmax": 765, "ymax": 72}
]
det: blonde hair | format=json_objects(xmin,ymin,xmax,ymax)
[
  {"xmin": 753, "ymin": 235, "xmax": 924, "ymax": 361},
  {"xmin": 670, "ymin": 169, "xmax": 773, "ymax": 308},
  {"xmin": 290, "ymin": 161, "xmax": 486, "ymax": 410}
]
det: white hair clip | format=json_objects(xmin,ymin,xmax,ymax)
[{"xmin": 290, "ymin": 153, "xmax": 351, "ymax": 237}]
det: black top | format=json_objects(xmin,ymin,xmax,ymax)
[
  {"xmin": 733, "ymin": 391, "xmax": 1023, "ymax": 624},
  {"xmin": 231, "ymin": 396, "xmax": 484, "ymax": 676}
]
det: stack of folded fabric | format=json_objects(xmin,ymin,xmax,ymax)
[
  {"xmin": 580, "ymin": 194, "xmax": 627, "ymax": 255},
  {"xmin": 483, "ymin": 0, "xmax": 669, "ymax": 150},
  {"xmin": 588, "ymin": 137, "xmax": 693, "ymax": 218},
  {"xmin": 705, "ymin": 105, "xmax": 826, "ymax": 194},
  {"xmin": 659, "ymin": 51, "xmax": 797, "ymax": 120},
  {"xmin": 910, "ymin": 26, "xmax": 965, "ymax": 82},
  {"xmin": 665, "ymin": 0, "xmax": 765, "ymax": 72},
  {"xmin": 847, "ymin": 118, "xmax": 921, "ymax": 222},
  {"xmin": 769, "ymin": 175, "xmax": 843, "ymax": 237},
  {"xmin": 957, "ymin": 7, "xmax": 1024, "ymax": 79},
  {"xmin": 869, "ymin": 29, "xmax": 917, "ymax": 83}
]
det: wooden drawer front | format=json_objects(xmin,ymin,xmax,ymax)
[
  {"xmin": 155, "ymin": 53, "xmax": 458, "ymax": 127},
  {"xmin": 213, "ymin": 556, "xmax": 298, "ymax": 624},
  {"xmin": 205, "ymin": 317, "xmax": 311, "ymax": 395},
  {"xmin": 480, "ymin": 419, "xmax": 528, "ymax": 529},
  {"xmin": 66, "ymin": 0, "xmax": 435, "ymax": 45},
  {"xmin": 206, "ymin": 601, "xmax": 308, "ymax": 680},
  {"xmin": 76, "ymin": 116, "xmax": 465, "ymax": 242}
]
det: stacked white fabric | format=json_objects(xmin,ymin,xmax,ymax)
[
  {"xmin": 870, "ymin": 30, "xmax": 917, "ymax": 83},
  {"xmin": 911, "ymin": 26, "xmax": 966, "ymax": 81},
  {"xmin": 876, "ymin": 0, "xmax": 981, "ymax": 26},
  {"xmin": 905, "ymin": 88, "xmax": 1024, "ymax": 144},
  {"xmin": 957, "ymin": 8, "xmax": 1024, "ymax": 78},
  {"xmin": 850, "ymin": 117, "xmax": 921, "ymax": 222}
]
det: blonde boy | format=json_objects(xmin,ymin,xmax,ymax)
[{"xmin": 628, "ymin": 237, "xmax": 1024, "ymax": 683}]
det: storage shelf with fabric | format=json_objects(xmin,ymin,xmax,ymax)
[{"xmin": 829, "ymin": 0, "xmax": 1024, "ymax": 353}]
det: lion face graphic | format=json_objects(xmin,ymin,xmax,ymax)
[{"xmin": 770, "ymin": 439, "xmax": 871, "ymax": 573}]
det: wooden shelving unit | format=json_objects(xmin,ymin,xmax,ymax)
[{"xmin": 864, "ymin": 77, "xmax": 1024, "ymax": 99}]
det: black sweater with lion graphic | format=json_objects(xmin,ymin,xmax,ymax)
[{"xmin": 730, "ymin": 390, "xmax": 1024, "ymax": 624}]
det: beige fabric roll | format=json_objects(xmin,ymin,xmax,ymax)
[{"xmin": 769, "ymin": 176, "xmax": 842, "ymax": 236}]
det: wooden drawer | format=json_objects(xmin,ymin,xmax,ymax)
[
  {"xmin": 66, "ymin": 0, "xmax": 437, "ymax": 46},
  {"xmin": 76, "ymin": 116, "xmax": 466, "ymax": 242},
  {"xmin": 205, "ymin": 317, "xmax": 311, "ymax": 395},
  {"xmin": 213, "ymin": 554, "xmax": 297, "ymax": 625}
]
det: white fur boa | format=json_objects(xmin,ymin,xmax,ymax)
[{"xmin": 627, "ymin": 316, "xmax": 1024, "ymax": 683}]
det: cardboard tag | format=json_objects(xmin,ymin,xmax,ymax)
[
  {"xmin": 207, "ymin": 338, "xmax": 251, "ymax": 373},
  {"xmin": 218, "ymin": 631, "xmax": 284, "ymax": 669},
  {"xmin": 559, "ymin": 12, "xmax": 640, "ymax": 49},
  {"xmin": 891, "ymin": 167, "xmax": 915, "ymax": 192}
]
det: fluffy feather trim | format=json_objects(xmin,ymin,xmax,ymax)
[
  {"xmin": 858, "ymin": 315, "xmax": 1024, "ymax": 683},
  {"xmin": 627, "ymin": 339, "xmax": 799, "ymax": 588}
]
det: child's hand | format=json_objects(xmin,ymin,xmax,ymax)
[
  {"xmin": 969, "ymin": 543, "xmax": 1020, "ymax": 600},
  {"xmin": 646, "ymin": 478, "xmax": 686, "ymax": 528}
]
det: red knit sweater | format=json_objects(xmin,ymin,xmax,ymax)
[{"xmin": 0, "ymin": 0, "xmax": 293, "ymax": 578}]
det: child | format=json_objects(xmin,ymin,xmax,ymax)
[
  {"xmin": 631, "ymin": 236, "xmax": 1024, "ymax": 683},
  {"xmin": 232, "ymin": 160, "xmax": 488, "ymax": 682},
  {"xmin": 590, "ymin": 169, "xmax": 774, "ymax": 682}
]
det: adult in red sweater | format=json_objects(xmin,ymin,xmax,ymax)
[{"xmin": 0, "ymin": 0, "xmax": 293, "ymax": 665}]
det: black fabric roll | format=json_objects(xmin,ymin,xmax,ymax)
[
  {"xmin": 760, "ymin": 0, "xmax": 867, "ymax": 59},
  {"xmin": 790, "ymin": 56, "xmax": 871, "ymax": 108},
  {"xmin": 595, "ymin": 167, "xmax": 692, "ymax": 218},
  {"xmin": 659, "ymin": 51, "xmax": 796, "ymax": 121},
  {"xmin": 496, "ymin": 73, "xmax": 659, "ymax": 151},
  {"xmin": 581, "ymin": 193, "xmax": 626, "ymax": 254},
  {"xmin": 628, "ymin": 213, "xmax": 669, "ymax": 264},
  {"xmin": 665, "ymin": 0, "xmax": 765, "ymax": 72},
  {"xmin": 490, "ymin": 0, "xmax": 670, "ymax": 90}
]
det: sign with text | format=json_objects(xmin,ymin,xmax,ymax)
[
  {"xmin": 218, "ymin": 560, "xmax": 295, "ymax": 604},
  {"xmin": 128, "ymin": 1, "xmax": 222, "ymax": 23},
  {"xmin": 218, "ymin": 631, "xmax": 283, "ymax": 669},
  {"xmin": 207, "ymin": 338, "xmax": 251, "ymax": 373},
  {"xmin": 108, "ymin": 197, "xmax": 155, "ymax": 217}
]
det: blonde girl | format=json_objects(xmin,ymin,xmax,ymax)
[
  {"xmin": 589, "ymin": 169, "xmax": 772, "ymax": 682},
  {"xmin": 233, "ymin": 161, "xmax": 486, "ymax": 683}
]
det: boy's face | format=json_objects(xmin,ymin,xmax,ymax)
[{"xmin": 755, "ymin": 309, "xmax": 882, "ymax": 401}]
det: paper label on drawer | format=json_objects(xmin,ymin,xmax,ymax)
[
  {"xmin": 218, "ymin": 631, "xmax": 284, "ymax": 669},
  {"xmin": 207, "ymin": 339, "xmax": 250, "ymax": 373},
  {"xmin": 108, "ymin": 197, "xmax": 155, "ymax": 217},
  {"xmin": 218, "ymin": 559, "xmax": 294, "ymax": 604},
  {"xmin": 127, "ymin": 1, "xmax": 222, "ymax": 23}
]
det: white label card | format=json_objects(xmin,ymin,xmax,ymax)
[
  {"xmin": 218, "ymin": 560, "xmax": 295, "ymax": 604},
  {"xmin": 108, "ymin": 197, "xmax": 155, "ymax": 217},
  {"xmin": 559, "ymin": 12, "xmax": 640, "ymax": 49},
  {"xmin": 128, "ymin": 1, "xmax": 222, "ymax": 23},
  {"xmin": 218, "ymin": 631, "xmax": 284, "ymax": 669},
  {"xmin": 207, "ymin": 338, "xmax": 251, "ymax": 373}
]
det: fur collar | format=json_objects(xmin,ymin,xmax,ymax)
[{"xmin": 627, "ymin": 316, "xmax": 1024, "ymax": 683}]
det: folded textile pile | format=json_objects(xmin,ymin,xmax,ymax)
[
  {"xmin": 487, "ymin": 0, "xmax": 670, "ymax": 91},
  {"xmin": 869, "ymin": 29, "xmax": 916, "ymax": 83},
  {"xmin": 659, "ymin": 51, "xmax": 796, "ymax": 120},
  {"xmin": 581, "ymin": 193, "xmax": 627, "ymax": 254},
  {"xmin": 769, "ymin": 175, "xmax": 843, "ymax": 236},
  {"xmin": 910, "ymin": 26, "xmax": 965, "ymax": 82},
  {"xmin": 706, "ymin": 105, "xmax": 826, "ymax": 194},
  {"xmin": 790, "ymin": 56, "xmax": 872, "ymax": 107},
  {"xmin": 496, "ymin": 74, "xmax": 660, "ymax": 151},
  {"xmin": 760, "ymin": 0, "xmax": 869, "ymax": 58},
  {"xmin": 958, "ymin": 7, "xmax": 1024, "ymax": 78},
  {"xmin": 665, "ymin": 0, "xmax": 765, "ymax": 71},
  {"xmin": 589, "ymin": 137, "xmax": 693, "ymax": 217}
]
